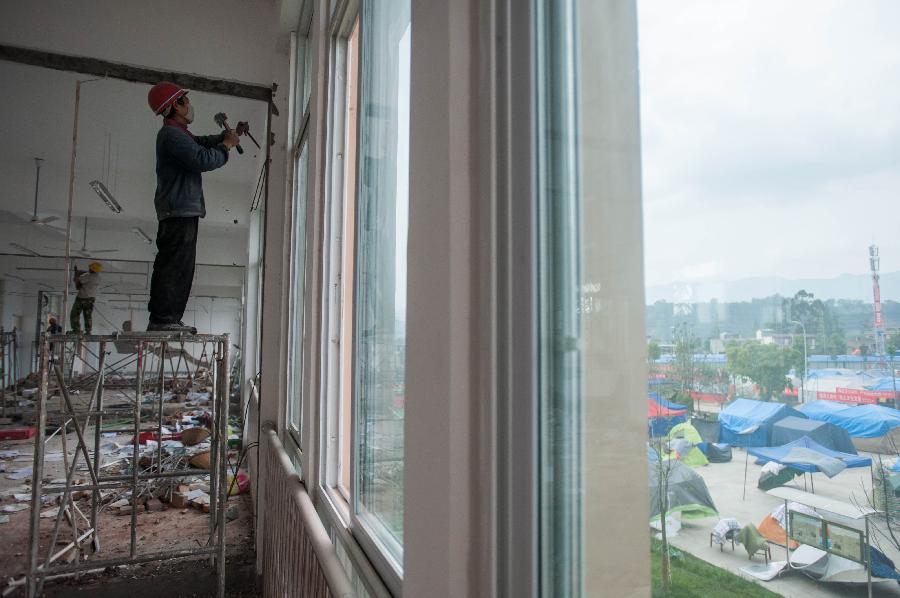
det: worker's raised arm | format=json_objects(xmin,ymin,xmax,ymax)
[
  {"xmin": 161, "ymin": 128, "xmax": 229, "ymax": 173},
  {"xmin": 195, "ymin": 131, "xmax": 226, "ymax": 148}
]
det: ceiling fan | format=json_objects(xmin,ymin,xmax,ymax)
[
  {"xmin": 74, "ymin": 217, "xmax": 118, "ymax": 257},
  {"xmin": 29, "ymin": 158, "xmax": 62, "ymax": 228}
]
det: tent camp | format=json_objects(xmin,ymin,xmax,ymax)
[
  {"xmin": 799, "ymin": 401, "xmax": 900, "ymax": 453},
  {"xmin": 718, "ymin": 398, "xmax": 805, "ymax": 447},
  {"xmin": 665, "ymin": 422, "xmax": 709, "ymax": 467},
  {"xmin": 690, "ymin": 417, "xmax": 721, "ymax": 443},
  {"xmin": 770, "ymin": 416, "xmax": 857, "ymax": 454},
  {"xmin": 749, "ymin": 437, "xmax": 872, "ymax": 476},
  {"xmin": 791, "ymin": 544, "xmax": 900, "ymax": 585},
  {"xmin": 647, "ymin": 399, "xmax": 686, "ymax": 437},
  {"xmin": 648, "ymin": 456, "xmax": 717, "ymax": 521},
  {"xmin": 649, "ymin": 392, "xmax": 686, "ymax": 411}
]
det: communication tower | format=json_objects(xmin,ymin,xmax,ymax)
[{"xmin": 870, "ymin": 244, "xmax": 886, "ymax": 355}]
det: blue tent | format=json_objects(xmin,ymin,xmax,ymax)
[
  {"xmin": 648, "ymin": 414, "xmax": 686, "ymax": 437},
  {"xmin": 866, "ymin": 377, "xmax": 899, "ymax": 392},
  {"xmin": 798, "ymin": 400, "xmax": 847, "ymax": 420},
  {"xmin": 718, "ymin": 398, "xmax": 805, "ymax": 447},
  {"xmin": 649, "ymin": 392, "xmax": 686, "ymax": 412},
  {"xmin": 749, "ymin": 436, "xmax": 872, "ymax": 473},
  {"xmin": 800, "ymin": 401, "xmax": 900, "ymax": 438},
  {"xmin": 770, "ymin": 416, "xmax": 857, "ymax": 454}
]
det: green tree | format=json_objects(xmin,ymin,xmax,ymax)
[
  {"xmin": 673, "ymin": 323, "xmax": 700, "ymax": 398},
  {"xmin": 886, "ymin": 332, "xmax": 900, "ymax": 355},
  {"xmin": 824, "ymin": 331, "xmax": 847, "ymax": 357},
  {"xmin": 726, "ymin": 343, "xmax": 794, "ymax": 400},
  {"xmin": 647, "ymin": 340, "xmax": 662, "ymax": 362}
]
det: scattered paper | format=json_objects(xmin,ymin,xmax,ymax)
[
  {"xmin": 40, "ymin": 507, "xmax": 60, "ymax": 519},
  {"xmin": 13, "ymin": 493, "xmax": 31, "ymax": 502},
  {"xmin": 7, "ymin": 467, "xmax": 32, "ymax": 480},
  {"xmin": 0, "ymin": 515, "xmax": 9, "ymax": 524},
  {"xmin": 0, "ymin": 450, "xmax": 19, "ymax": 459},
  {"xmin": 186, "ymin": 489, "xmax": 207, "ymax": 501},
  {"xmin": 2, "ymin": 504, "xmax": 29, "ymax": 513}
]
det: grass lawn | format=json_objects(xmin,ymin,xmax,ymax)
[{"xmin": 651, "ymin": 539, "xmax": 780, "ymax": 598}]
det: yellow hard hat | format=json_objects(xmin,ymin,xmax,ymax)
[{"xmin": 89, "ymin": 262, "xmax": 102, "ymax": 273}]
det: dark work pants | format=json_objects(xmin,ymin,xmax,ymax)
[{"xmin": 148, "ymin": 216, "xmax": 199, "ymax": 325}]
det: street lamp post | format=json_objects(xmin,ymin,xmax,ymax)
[{"xmin": 791, "ymin": 320, "xmax": 808, "ymax": 404}]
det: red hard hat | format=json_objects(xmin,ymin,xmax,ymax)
[{"xmin": 148, "ymin": 81, "xmax": 187, "ymax": 115}]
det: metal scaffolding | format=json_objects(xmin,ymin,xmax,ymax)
[{"xmin": 23, "ymin": 332, "xmax": 230, "ymax": 598}]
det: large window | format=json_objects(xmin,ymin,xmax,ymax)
[
  {"xmin": 639, "ymin": 2, "xmax": 900, "ymax": 595},
  {"xmin": 352, "ymin": 0, "xmax": 410, "ymax": 574},
  {"xmin": 287, "ymin": 5, "xmax": 314, "ymax": 445},
  {"xmin": 316, "ymin": 0, "xmax": 409, "ymax": 591}
]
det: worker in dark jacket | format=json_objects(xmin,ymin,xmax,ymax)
[{"xmin": 145, "ymin": 82, "xmax": 239, "ymax": 333}]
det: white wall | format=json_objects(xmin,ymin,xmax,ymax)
[{"xmin": 0, "ymin": 0, "xmax": 291, "ymax": 391}]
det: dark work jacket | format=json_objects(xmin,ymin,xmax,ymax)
[{"xmin": 154, "ymin": 123, "xmax": 229, "ymax": 220}]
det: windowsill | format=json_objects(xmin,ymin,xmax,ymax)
[{"xmin": 316, "ymin": 483, "xmax": 395, "ymax": 598}]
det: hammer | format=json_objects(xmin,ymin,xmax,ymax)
[{"xmin": 213, "ymin": 112, "xmax": 243, "ymax": 154}]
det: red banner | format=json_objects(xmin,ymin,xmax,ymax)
[
  {"xmin": 816, "ymin": 387, "xmax": 896, "ymax": 405},
  {"xmin": 690, "ymin": 391, "xmax": 727, "ymax": 404}
]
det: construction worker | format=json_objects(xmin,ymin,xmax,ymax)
[
  {"xmin": 47, "ymin": 316, "xmax": 62, "ymax": 362},
  {"xmin": 47, "ymin": 317, "xmax": 62, "ymax": 335},
  {"xmin": 70, "ymin": 262, "xmax": 101, "ymax": 334},
  {"xmin": 145, "ymin": 82, "xmax": 240, "ymax": 333}
]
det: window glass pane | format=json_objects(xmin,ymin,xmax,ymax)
[
  {"xmin": 640, "ymin": 2, "xmax": 900, "ymax": 595},
  {"xmin": 288, "ymin": 143, "xmax": 309, "ymax": 433},
  {"xmin": 303, "ymin": 33, "xmax": 313, "ymax": 111},
  {"xmin": 339, "ymin": 18, "xmax": 361, "ymax": 497},
  {"xmin": 353, "ymin": 0, "xmax": 410, "ymax": 567},
  {"xmin": 536, "ymin": 0, "xmax": 582, "ymax": 596},
  {"xmin": 294, "ymin": 32, "xmax": 312, "ymax": 144}
]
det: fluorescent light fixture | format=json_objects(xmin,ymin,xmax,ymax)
[
  {"xmin": 131, "ymin": 227, "xmax": 153, "ymax": 244},
  {"xmin": 89, "ymin": 180, "xmax": 122, "ymax": 213},
  {"xmin": 9, "ymin": 242, "xmax": 42, "ymax": 257}
]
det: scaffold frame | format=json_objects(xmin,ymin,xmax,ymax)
[{"xmin": 23, "ymin": 332, "xmax": 230, "ymax": 598}]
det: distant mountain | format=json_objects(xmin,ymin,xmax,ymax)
[{"xmin": 645, "ymin": 271, "xmax": 900, "ymax": 304}]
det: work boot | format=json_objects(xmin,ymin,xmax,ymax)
[{"xmin": 147, "ymin": 322, "xmax": 197, "ymax": 334}]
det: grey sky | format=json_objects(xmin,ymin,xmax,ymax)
[{"xmin": 638, "ymin": 0, "xmax": 900, "ymax": 290}]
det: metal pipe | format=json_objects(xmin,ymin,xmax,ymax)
[
  {"xmin": 157, "ymin": 342, "xmax": 166, "ymax": 478},
  {"xmin": 27, "ymin": 546, "xmax": 218, "ymax": 578},
  {"xmin": 61, "ymin": 81, "xmax": 80, "ymax": 331},
  {"xmin": 207, "ymin": 343, "xmax": 219, "ymax": 564},
  {"xmin": 130, "ymin": 342, "xmax": 143, "ymax": 558},
  {"xmin": 90, "ymin": 342, "xmax": 107, "ymax": 553},
  {"xmin": 26, "ymin": 339, "xmax": 49, "ymax": 598},
  {"xmin": 217, "ymin": 337, "xmax": 230, "ymax": 598},
  {"xmin": 54, "ymin": 365, "xmax": 100, "ymax": 487}
]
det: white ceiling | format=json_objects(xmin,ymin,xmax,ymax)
[{"xmin": 0, "ymin": 59, "xmax": 269, "ymax": 297}]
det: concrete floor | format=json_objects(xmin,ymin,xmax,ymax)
[{"xmin": 666, "ymin": 447, "xmax": 900, "ymax": 597}]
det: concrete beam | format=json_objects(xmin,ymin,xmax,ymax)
[{"xmin": 0, "ymin": 43, "xmax": 273, "ymax": 104}]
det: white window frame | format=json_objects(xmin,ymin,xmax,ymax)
[
  {"xmin": 316, "ymin": 0, "xmax": 405, "ymax": 595},
  {"xmin": 285, "ymin": 1, "xmax": 316, "ymax": 457}
]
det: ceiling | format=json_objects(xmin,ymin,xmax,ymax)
[{"xmin": 0, "ymin": 59, "xmax": 269, "ymax": 297}]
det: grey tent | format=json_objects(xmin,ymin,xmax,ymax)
[
  {"xmin": 771, "ymin": 416, "xmax": 857, "ymax": 454},
  {"xmin": 648, "ymin": 455, "xmax": 717, "ymax": 521}
]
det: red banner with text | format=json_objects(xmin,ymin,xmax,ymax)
[{"xmin": 816, "ymin": 387, "xmax": 896, "ymax": 405}]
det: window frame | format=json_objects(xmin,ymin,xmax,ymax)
[
  {"xmin": 318, "ymin": 0, "xmax": 359, "ymax": 525},
  {"xmin": 286, "ymin": 1, "xmax": 316, "ymax": 455},
  {"xmin": 314, "ymin": 0, "xmax": 406, "ymax": 594}
]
